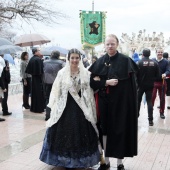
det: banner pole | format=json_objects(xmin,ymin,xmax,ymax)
[{"xmin": 91, "ymin": 0, "xmax": 94, "ymax": 59}]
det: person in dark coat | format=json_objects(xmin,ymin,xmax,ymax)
[
  {"xmin": 43, "ymin": 50, "xmax": 65, "ymax": 120},
  {"xmin": 25, "ymin": 48, "xmax": 45, "ymax": 113},
  {"xmin": 89, "ymin": 34, "xmax": 138, "ymax": 170},
  {"xmin": 20, "ymin": 52, "xmax": 31, "ymax": 109},
  {"xmin": 1, "ymin": 59, "xmax": 12, "ymax": 116},
  {"xmin": 0, "ymin": 74, "xmax": 6, "ymax": 121},
  {"xmin": 0, "ymin": 75, "xmax": 6, "ymax": 121},
  {"xmin": 0, "ymin": 56, "xmax": 7, "ymax": 121},
  {"xmin": 137, "ymin": 48, "xmax": 160, "ymax": 126}
]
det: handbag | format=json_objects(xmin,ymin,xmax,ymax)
[{"xmin": 45, "ymin": 106, "xmax": 51, "ymax": 121}]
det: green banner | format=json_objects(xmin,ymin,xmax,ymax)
[{"xmin": 80, "ymin": 11, "xmax": 106, "ymax": 47}]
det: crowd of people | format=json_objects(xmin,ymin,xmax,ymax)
[
  {"xmin": 134, "ymin": 48, "xmax": 170, "ymax": 124},
  {"xmin": 0, "ymin": 33, "xmax": 170, "ymax": 170}
]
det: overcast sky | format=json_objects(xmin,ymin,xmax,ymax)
[{"xmin": 13, "ymin": 0, "xmax": 170, "ymax": 50}]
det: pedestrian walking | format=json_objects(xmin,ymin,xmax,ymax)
[
  {"xmin": 43, "ymin": 50, "xmax": 65, "ymax": 120},
  {"xmin": 137, "ymin": 48, "xmax": 160, "ymax": 126},
  {"xmin": 152, "ymin": 48, "xmax": 170, "ymax": 119}
]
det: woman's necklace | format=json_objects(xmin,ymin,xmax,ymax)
[
  {"xmin": 71, "ymin": 70, "xmax": 80, "ymax": 90},
  {"xmin": 71, "ymin": 70, "xmax": 79, "ymax": 80}
]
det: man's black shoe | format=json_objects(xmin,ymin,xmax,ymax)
[
  {"xmin": 160, "ymin": 114, "xmax": 165, "ymax": 119},
  {"xmin": 0, "ymin": 118, "xmax": 5, "ymax": 121},
  {"xmin": 3, "ymin": 112, "xmax": 12, "ymax": 116},
  {"xmin": 98, "ymin": 162, "xmax": 110, "ymax": 170},
  {"xmin": 149, "ymin": 121, "xmax": 154, "ymax": 126},
  {"xmin": 117, "ymin": 164, "xmax": 125, "ymax": 170},
  {"xmin": 167, "ymin": 106, "xmax": 170, "ymax": 109},
  {"xmin": 157, "ymin": 106, "xmax": 160, "ymax": 108}
]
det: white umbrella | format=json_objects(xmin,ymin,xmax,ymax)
[
  {"xmin": 4, "ymin": 54, "xmax": 15, "ymax": 65},
  {"xmin": 0, "ymin": 45, "xmax": 22, "ymax": 55},
  {"xmin": 0, "ymin": 38, "xmax": 13, "ymax": 46},
  {"xmin": 41, "ymin": 46, "xmax": 68, "ymax": 57},
  {"xmin": 41, "ymin": 49, "xmax": 51, "ymax": 56},
  {"xmin": 14, "ymin": 34, "xmax": 51, "ymax": 47}
]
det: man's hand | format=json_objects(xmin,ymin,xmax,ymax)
[
  {"xmin": 162, "ymin": 73, "xmax": 166, "ymax": 79},
  {"xmin": 93, "ymin": 76, "xmax": 100, "ymax": 81},
  {"xmin": 3, "ymin": 89, "xmax": 7, "ymax": 92},
  {"xmin": 106, "ymin": 79, "xmax": 118, "ymax": 86},
  {"xmin": 24, "ymin": 80, "xmax": 27, "ymax": 86}
]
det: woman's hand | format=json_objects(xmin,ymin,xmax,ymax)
[{"xmin": 106, "ymin": 79, "xmax": 118, "ymax": 86}]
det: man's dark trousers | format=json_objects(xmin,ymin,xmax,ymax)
[
  {"xmin": 44, "ymin": 83, "xmax": 52, "ymax": 106},
  {"xmin": 1, "ymin": 83, "xmax": 9, "ymax": 113},
  {"xmin": 138, "ymin": 86, "xmax": 153, "ymax": 121}
]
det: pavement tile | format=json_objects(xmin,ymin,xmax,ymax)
[{"xmin": 1, "ymin": 93, "xmax": 170, "ymax": 169}]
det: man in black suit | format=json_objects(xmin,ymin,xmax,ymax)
[
  {"xmin": 1, "ymin": 59, "xmax": 12, "ymax": 116},
  {"xmin": 137, "ymin": 48, "xmax": 160, "ymax": 126}
]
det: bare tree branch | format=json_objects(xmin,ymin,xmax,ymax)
[
  {"xmin": 0, "ymin": 0, "xmax": 67, "ymax": 26},
  {"xmin": 0, "ymin": 28, "xmax": 17, "ymax": 42}
]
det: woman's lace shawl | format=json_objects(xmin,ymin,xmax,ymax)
[{"xmin": 46, "ymin": 59, "xmax": 97, "ymax": 128}]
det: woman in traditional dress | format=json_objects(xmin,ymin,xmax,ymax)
[{"xmin": 40, "ymin": 48, "xmax": 100, "ymax": 169}]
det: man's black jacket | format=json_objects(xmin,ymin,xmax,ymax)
[
  {"xmin": 1, "ymin": 60, "xmax": 10, "ymax": 87},
  {"xmin": 137, "ymin": 57, "xmax": 160, "ymax": 88}
]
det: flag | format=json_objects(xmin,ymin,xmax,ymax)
[{"xmin": 80, "ymin": 11, "xmax": 106, "ymax": 47}]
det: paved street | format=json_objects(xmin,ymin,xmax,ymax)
[{"xmin": 0, "ymin": 93, "xmax": 170, "ymax": 170}]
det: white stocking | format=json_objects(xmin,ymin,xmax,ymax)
[{"xmin": 103, "ymin": 135, "xmax": 109, "ymax": 164}]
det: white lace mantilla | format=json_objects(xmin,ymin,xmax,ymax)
[{"xmin": 46, "ymin": 67, "xmax": 97, "ymax": 128}]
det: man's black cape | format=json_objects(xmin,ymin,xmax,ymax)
[
  {"xmin": 89, "ymin": 52, "xmax": 139, "ymax": 158},
  {"xmin": 26, "ymin": 55, "xmax": 45, "ymax": 113}
]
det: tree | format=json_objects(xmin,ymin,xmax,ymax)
[
  {"xmin": 0, "ymin": 0, "xmax": 67, "ymax": 26},
  {"xmin": 0, "ymin": 29, "xmax": 16, "ymax": 40}
]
